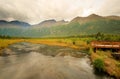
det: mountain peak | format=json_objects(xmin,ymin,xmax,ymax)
[
  {"xmin": 71, "ymin": 14, "xmax": 103, "ymax": 23},
  {"xmin": 40, "ymin": 19, "xmax": 56, "ymax": 24},
  {"xmin": 88, "ymin": 14, "xmax": 101, "ymax": 18},
  {"xmin": 37, "ymin": 19, "xmax": 56, "ymax": 27},
  {"xmin": 70, "ymin": 16, "xmax": 83, "ymax": 23},
  {"xmin": 10, "ymin": 20, "xmax": 31, "ymax": 27}
]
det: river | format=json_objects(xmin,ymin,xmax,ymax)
[{"xmin": 0, "ymin": 42, "xmax": 113, "ymax": 79}]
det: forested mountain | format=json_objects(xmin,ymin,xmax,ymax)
[{"xmin": 0, "ymin": 14, "xmax": 120, "ymax": 37}]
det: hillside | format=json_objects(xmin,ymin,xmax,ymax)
[{"xmin": 0, "ymin": 14, "xmax": 120, "ymax": 37}]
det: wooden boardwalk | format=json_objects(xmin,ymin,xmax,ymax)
[
  {"xmin": 91, "ymin": 41, "xmax": 120, "ymax": 49},
  {"xmin": 91, "ymin": 41, "xmax": 120, "ymax": 59},
  {"xmin": 91, "ymin": 41, "xmax": 120, "ymax": 52}
]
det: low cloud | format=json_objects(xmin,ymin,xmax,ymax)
[
  {"xmin": 0, "ymin": 0, "xmax": 119, "ymax": 24},
  {"xmin": 96, "ymin": 0, "xmax": 120, "ymax": 16}
]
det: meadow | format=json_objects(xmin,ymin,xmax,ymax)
[{"xmin": 0, "ymin": 37, "xmax": 90, "ymax": 52}]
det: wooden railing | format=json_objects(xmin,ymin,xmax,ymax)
[
  {"xmin": 91, "ymin": 41, "xmax": 120, "ymax": 49},
  {"xmin": 91, "ymin": 41, "xmax": 120, "ymax": 59}
]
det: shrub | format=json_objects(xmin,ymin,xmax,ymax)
[{"xmin": 93, "ymin": 58, "xmax": 105, "ymax": 72}]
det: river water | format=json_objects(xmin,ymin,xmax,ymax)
[{"xmin": 0, "ymin": 42, "xmax": 113, "ymax": 79}]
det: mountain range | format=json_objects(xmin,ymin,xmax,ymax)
[
  {"xmin": 0, "ymin": 20, "xmax": 31, "ymax": 27},
  {"xmin": 0, "ymin": 14, "xmax": 120, "ymax": 37}
]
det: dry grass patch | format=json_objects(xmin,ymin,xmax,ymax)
[{"xmin": 0, "ymin": 39, "xmax": 24, "ymax": 51}]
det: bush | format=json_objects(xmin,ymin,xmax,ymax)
[{"xmin": 93, "ymin": 58, "xmax": 105, "ymax": 72}]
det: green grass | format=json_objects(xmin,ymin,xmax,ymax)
[{"xmin": 93, "ymin": 58, "xmax": 105, "ymax": 72}]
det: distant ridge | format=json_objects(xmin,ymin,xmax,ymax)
[
  {"xmin": 0, "ymin": 20, "xmax": 31, "ymax": 27},
  {"xmin": 34, "ymin": 19, "xmax": 68, "ymax": 27}
]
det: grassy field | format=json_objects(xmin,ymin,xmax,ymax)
[
  {"xmin": 0, "ymin": 37, "xmax": 91, "ymax": 52},
  {"xmin": 25, "ymin": 38, "xmax": 91, "ymax": 49}
]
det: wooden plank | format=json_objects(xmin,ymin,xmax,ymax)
[{"xmin": 91, "ymin": 41, "xmax": 120, "ymax": 49}]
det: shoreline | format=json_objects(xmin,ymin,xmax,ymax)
[
  {"xmin": 91, "ymin": 51, "xmax": 120, "ymax": 79},
  {"xmin": 0, "ymin": 38, "xmax": 119, "ymax": 78}
]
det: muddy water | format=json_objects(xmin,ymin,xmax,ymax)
[{"xmin": 0, "ymin": 42, "xmax": 112, "ymax": 79}]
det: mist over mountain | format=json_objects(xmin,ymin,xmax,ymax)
[{"xmin": 0, "ymin": 14, "xmax": 120, "ymax": 37}]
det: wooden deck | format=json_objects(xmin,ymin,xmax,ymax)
[
  {"xmin": 91, "ymin": 41, "xmax": 120, "ymax": 49},
  {"xmin": 91, "ymin": 41, "xmax": 120, "ymax": 60},
  {"xmin": 91, "ymin": 41, "xmax": 120, "ymax": 52}
]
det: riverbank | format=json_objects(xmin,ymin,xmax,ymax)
[
  {"xmin": 91, "ymin": 50, "xmax": 120, "ymax": 79},
  {"xmin": 0, "ymin": 38, "xmax": 89, "ymax": 55},
  {"xmin": 0, "ymin": 38, "xmax": 120, "ymax": 78},
  {"xmin": 27, "ymin": 39, "xmax": 120, "ymax": 78},
  {"xmin": 0, "ymin": 42, "xmax": 106, "ymax": 79},
  {"xmin": 25, "ymin": 39, "xmax": 89, "ymax": 50}
]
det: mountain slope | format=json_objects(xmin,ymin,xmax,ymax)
[
  {"xmin": 36, "ymin": 19, "xmax": 56, "ymax": 27},
  {"xmin": 0, "ymin": 14, "xmax": 120, "ymax": 37}
]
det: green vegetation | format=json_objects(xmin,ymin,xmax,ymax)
[
  {"xmin": 95, "ymin": 32, "xmax": 120, "ymax": 41},
  {"xmin": 93, "ymin": 58, "xmax": 105, "ymax": 72}
]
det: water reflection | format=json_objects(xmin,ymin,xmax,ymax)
[{"xmin": 0, "ymin": 42, "xmax": 112, "ymax": 79}]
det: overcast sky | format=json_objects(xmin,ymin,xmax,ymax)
[{"xmin": 0, "ymin": 0, "xmax": 120, "ymax": 24}]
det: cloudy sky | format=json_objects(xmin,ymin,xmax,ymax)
[{"xmin": 0, "ymin": 0, "xmax": 120, "ymax": 24}]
